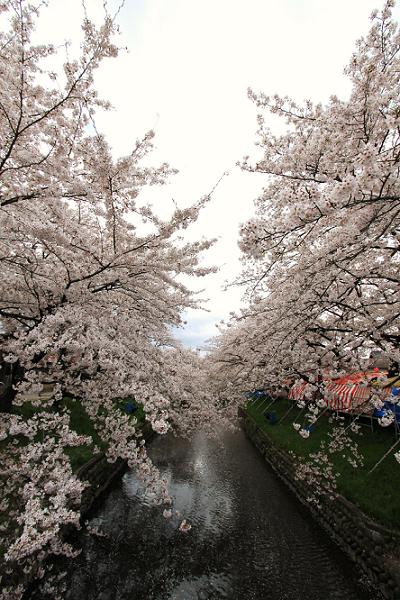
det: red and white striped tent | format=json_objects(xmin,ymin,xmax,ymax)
[
  {"xmin": 288, "ymin": 372, "xmax": 382, "ymax": 411},
  {"xmin": 288, "ymin": 381, "xmax": 308, "ymax": 401},
  {"xmin": 323, "ymin": 371, "xmax": 389, "ymax": 411},
  {"xmin": 323, "ymin": 381, "xmax": 370, "ymax": 411}
]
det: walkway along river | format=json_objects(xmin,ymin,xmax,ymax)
[{"xmin": 62, "ymin": 428, "xmax": 379, "ymax": 600}]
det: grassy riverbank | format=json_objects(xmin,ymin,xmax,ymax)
[
  {"xmin": 66, "ymin": 396, "xmax": 147, "ymax": 471},
  {"xmin": 245, "ymin": 398, "xmax": 400, "ymax": 529},
  {"xmin": 11, "ymin": 395, "xmax": 146, "ymax": 472}
]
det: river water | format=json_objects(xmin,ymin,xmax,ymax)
[{"xmin": 64, "ymin": 429, "xmax": 378, "ymax": 600}]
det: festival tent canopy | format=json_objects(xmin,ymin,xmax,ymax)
[
  {"xmin": 288, "ymin": 371, "xmax": 393, "ymax": 412},
  {"xmin": 324, "ymin": 381, "xmax": 370, "ymax": 411},
  {"xmin": 288, "ymin": 381, "xmax": 308, "ymax": 401}
]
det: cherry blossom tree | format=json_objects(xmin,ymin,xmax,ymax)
[
  {"xmin": 0, "ymin": 1, "xmax": 217, "ymax": 595},
  {"xmin": 209, "ymin": 1, "xmax": 400, "ymax": 510},
  {"xmin": 213, "ymin": 0, "xmax": 400, "ymax": 398}
]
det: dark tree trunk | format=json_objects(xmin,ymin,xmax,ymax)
[{"xmin": 0, "ymin": 356, "xmax": 24, "ymax": 412}]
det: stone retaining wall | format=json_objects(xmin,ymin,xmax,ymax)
[{"xmin": 240, "ymin": 408, "xmax": 400, "ymax": 600}]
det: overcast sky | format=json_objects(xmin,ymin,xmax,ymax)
[{"xmin": 36, "ymin": 0, "xmax": 399, "ymax": 349}]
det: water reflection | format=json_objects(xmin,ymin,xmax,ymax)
[{"xmin": 64, "ymin": 429, "xmax": 376, "ymax": 600}]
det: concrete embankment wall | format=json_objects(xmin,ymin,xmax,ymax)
[{"xmin": 240, "ymin": 408, "xmax": 400, "ymax": 600}]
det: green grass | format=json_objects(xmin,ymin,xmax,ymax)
[
  {"xmin": 246, "ymin": 397, "xmax": 400, "ymax": 529},
  {"xmin": 6, "ymin": 395, "xmax": 146, "ymax": 473},
  {"xmin": 61, "ymin": 396, "xmax": 105, "ymax": 471},
  {"xmin": 63, "ymin": 397, "xmax": 104, "ymax": 443},
  {"xmin": 64, "ymin": 395, "xmax": 146, "ymax": 471}
]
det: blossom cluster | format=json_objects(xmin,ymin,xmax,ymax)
[
  {"xmin": 0, "ymin": 1, "xmax": 221, "ymax": 595},
  {"xmin": 209, "ymin": 0, "xmax": 400, "ymax": 522}
]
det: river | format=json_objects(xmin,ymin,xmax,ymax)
[{"xmin": 63, "ymin": 428, "xmax": 378, "ymax": 600}]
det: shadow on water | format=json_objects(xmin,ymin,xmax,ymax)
[{"xmin": 61, "ymin": 429, "xmax": 378, "ymax": 600}]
